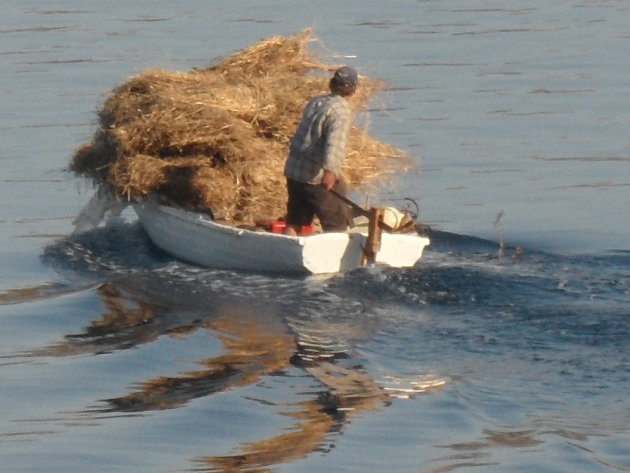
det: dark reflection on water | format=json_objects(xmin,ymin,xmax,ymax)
[
  {"xmin": 15, "ymin": 280, "xmax": 417, "ymax": 472},
  {"xmin": 0, "ymin": 224, "xmax": 442, "ymax": 471}
]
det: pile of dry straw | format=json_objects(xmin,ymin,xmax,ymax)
[{"xmin": 70, "ymin": 29, "xmax": 410, "ymax": 224}]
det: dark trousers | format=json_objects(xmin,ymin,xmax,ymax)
[{"xmin": 286, "ymin": 178, "xmax": 351, "ymax": 232}]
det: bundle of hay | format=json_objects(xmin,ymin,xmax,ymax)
[{"xmin": 70, "ymin": 29, "xmax": 409, "ymax": 224}]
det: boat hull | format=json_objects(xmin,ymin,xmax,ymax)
[{"xmin": 133, "ymin": 199, "xmax": 430, "ymax": 274}]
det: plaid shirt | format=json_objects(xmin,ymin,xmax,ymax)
[{"xmin": 284, "ymin": 94, "xmax": 352, "ymax": 185}]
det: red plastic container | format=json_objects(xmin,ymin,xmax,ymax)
[
  {"xmin": 299, "ymin": 225, "xmax": 314, "ymax": 236},
  {"xmin": 269, "ymin": 221, "xmax": 313, "ymax": 235},
  {"xmin": 270, "ymin": 220, "xmax": 286, "ymax": 233}
]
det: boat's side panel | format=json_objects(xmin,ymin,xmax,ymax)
[
  {"xmin": 301, "ymin": 233, "xmax": 358, "ymax": 273},
  {"xmin": 376, "ymin": 234, "xmax": 431, "ymax": 267},
  {"xmin": 134, "ymin": 201, "xmax": 309, "ymax": 273}
]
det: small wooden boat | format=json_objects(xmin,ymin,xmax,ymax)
[{"xmin": 132, "ymin": 198, "xmax": 430, "ymax": 275}]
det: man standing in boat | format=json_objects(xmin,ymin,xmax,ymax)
[{"xmin": 283, "ymin": 66, "xmax": 357, "ymax": 236}]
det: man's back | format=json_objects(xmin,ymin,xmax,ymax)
[{"xmin": 284, "ymin": 94, "xmax": 351, "ymax": 185}]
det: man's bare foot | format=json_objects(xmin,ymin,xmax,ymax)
[{"xmin": 284, "ymin": 225, "xmax": 298, "ymax": 236}]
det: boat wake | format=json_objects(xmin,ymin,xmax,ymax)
[{"xmin": 34, "ymin": 223, "xmax": 628, "ymax": 388}]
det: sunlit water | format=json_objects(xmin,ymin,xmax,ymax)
[{"xmin": 1, "ymin": 2, "xmax": 628, "ymax": 473}]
